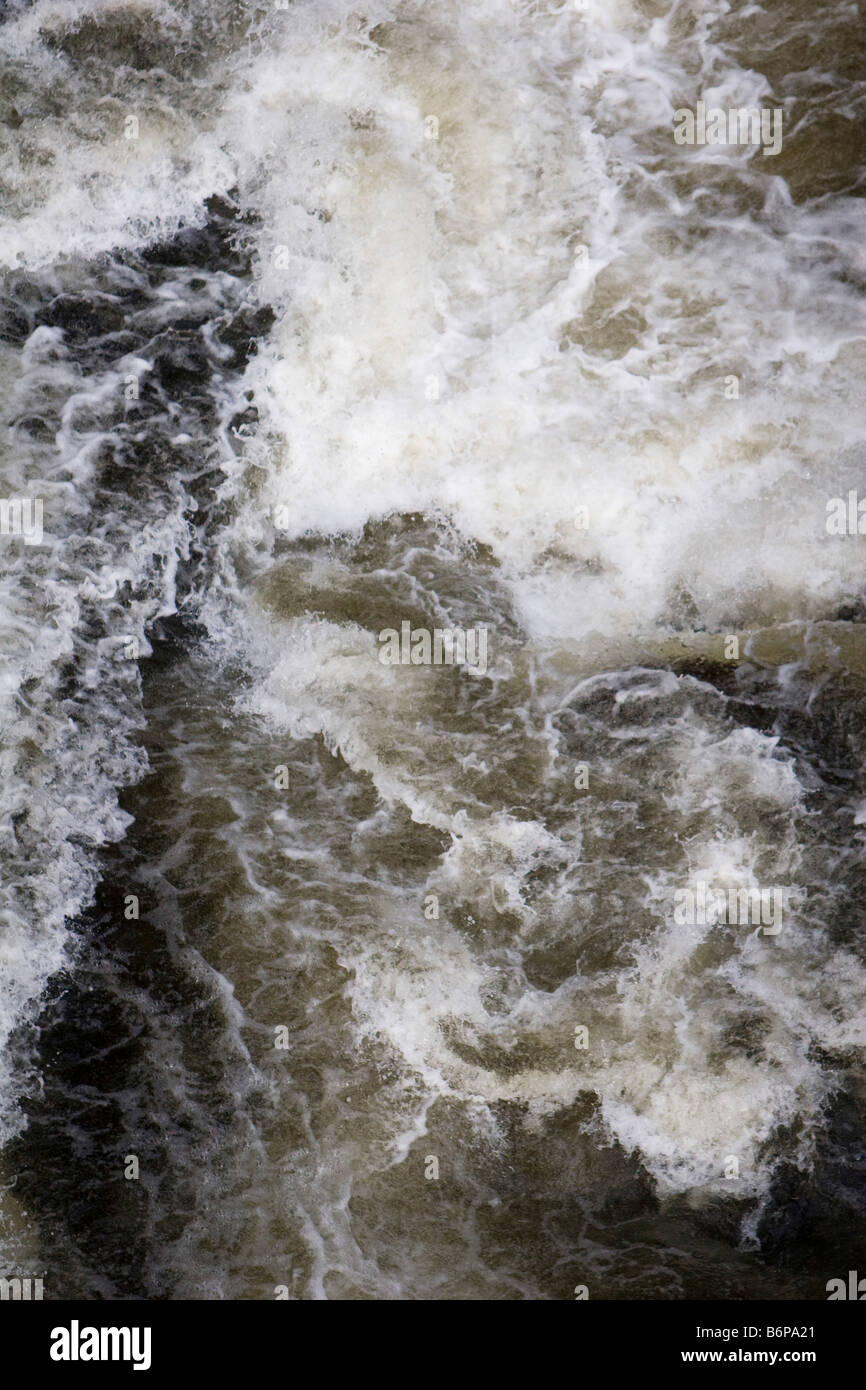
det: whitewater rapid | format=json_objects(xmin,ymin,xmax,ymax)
[{"xmin": 0, "ymin": 0, "xmax": 863, "ymax": 1297}]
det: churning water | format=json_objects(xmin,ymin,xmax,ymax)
[{"xmin": 0, "ymin": 0, "xmax": 864, "ymax": 1299}]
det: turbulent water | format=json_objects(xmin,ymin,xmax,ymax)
[{"xmin": 0, "ymin": 0, "xmax": 863, "ymax": 1300}]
